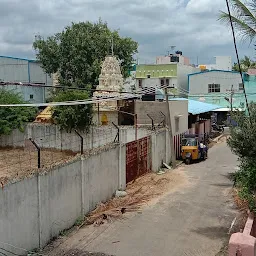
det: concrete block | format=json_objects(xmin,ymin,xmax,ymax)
[{"xmin": 229, "ymin": 233, "xmax": 256, "ymax": 256}]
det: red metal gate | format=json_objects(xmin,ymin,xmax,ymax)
[{"xmin": 126, "ymin": 136, "xmax": 151, "ymax": 184}]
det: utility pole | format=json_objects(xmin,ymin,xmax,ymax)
[
  {"xmin": 165, "ymin": 87, "xmax": 176, "ymax": 168},
  {"xmin": 226, "ymin": 85, "xmax": 234, "ymax": 113},
  {"xmin": 230, "ymin": 84, "xmax": 234, "ymax": 113}
]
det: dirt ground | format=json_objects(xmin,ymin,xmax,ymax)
[
  {"xmin": 55, "ymin": 250, "xmax": 114, "ymax": 256},
  {"xmin": 84, "ymin": 165, "xmax": 188, "ymax": 226},
  {"xmin": 0, "ymin": 147, "xmax": 76, "ymax": 185},
  {"xmin": 43, "ymin": 167, "xmax": 187, "ymax": 256}
]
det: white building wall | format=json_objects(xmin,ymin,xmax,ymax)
[
  {"xmin": 156, "ymin": 56, "xmax": 171, "ymax": 64},
  {"xmin": 177, "ymin": 64, "xmax": 200, "ymax": 92},
  {"xmin": 29, "ymin": 62, "xmax": 52, "ymax": 85},
  {"xmin": 0, "ymin": 57, "xmax": 53, "ymax": 101},
  {"xmin": 200, "ymin": 56, "xmax": 232, "ymax": 71},
  {"xmin": 124, "ymin": 71, "xmax": 136, "ymax": 92},
  {"xmin": 189, "ymin": 71, "xmax": 242, "ymax": 95},
  {"xmin": 0, "ymin": 84, "xmax": 45, "ymax": 103},
  {"xmin": 156, "ymin": 55, "xmax": 185, "ymax": 65},
  {"xmin": 0, "ymin": 57, "xmax": 52, "ymax": 85},
  {"xmin": 215, "ymin": 56, "xmax": 232, "ymax": 71},
  {"xmin": 0, "ymin": 57, "xmax": 29, "ymax": 82}
]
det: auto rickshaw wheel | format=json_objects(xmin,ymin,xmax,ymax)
[{"xmin": 185, "ymin": 158, "xmax": 191, "ymax": 165}]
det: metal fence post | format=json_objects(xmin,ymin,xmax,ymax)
[
  {"xmin": 160, "ymin": 111, "xmax": 166, "ymax": 127},
  {"xmin": 112, "ymin": 122, "xmax": 120, "ymax": 142},
  {"xmin": 29, "ymin": 138, "xmax": 41, "ymax": 168},
  {"xmin": 75, "ymin": 130, "xmax": 84, "ymax": 154},
  {"xmin": 28, "ymin": 138, "xmax": 41, "ymax": 248},
  {"xmin": 147, "ymin": 114, "xmax": 155, "ymax": 130}
]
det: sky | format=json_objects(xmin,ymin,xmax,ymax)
[{"xmin": 0, "ymin": 0, "xmax": 254, "ymax": 65}]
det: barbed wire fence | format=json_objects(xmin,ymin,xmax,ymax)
[{"xmin": 0, "ymin": 124, "xmax": 119, "ymax": 185}]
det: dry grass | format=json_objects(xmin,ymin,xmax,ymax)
[
  {"xmin": 85, "ymin": 168, "xmax": 186, "ymax": 226},
  {"xmin": 233, "ymin": 188, "xmax": 249, "ymax": 214},
  {"xmin": 0, "ymin": 147, "xmax": 76, "ymax": 185}
]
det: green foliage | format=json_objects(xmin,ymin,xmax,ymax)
[
  {"xmin": 74, "ymin": 215, "xmax": 85, "ymax": 227},
  {"xmin": 33, "ymin": 19, "xmax": 138, "ymax": 89},
  {"xmin": 232, "ymin": 56, "xmax": 256, "ymax": 72},
  {"xmin": 228, "ymin": 102, "xmax": 256, "ymax": 212},
  {"xmin": 227, "ymin": 103, "xmax": 256, "ymax": 158},
  {"xmin": 52, "ymin": 90, "xmax": 93, "ymax": 133},
  {"xmin": 0, "ymin": 90, "xmax": 36, "ymax": 135},
  {"xmin": 219, "ymin": 0, "xmax": 256, "ymax": 42}
]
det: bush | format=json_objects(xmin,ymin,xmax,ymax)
[
  {"xmin": 0, "ymin": 90, "xmax": 37, "ymax": 135},
  {"xmin": 228, "ymin": 103, "xmax": 256, "ymax": 212},
  {"xmin": 52, "ymin": 90, "xmax": 93, "ymax": 133}
]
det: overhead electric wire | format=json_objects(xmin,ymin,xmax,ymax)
[
  {"xmin": 225, "ymin": 0, "xmax": 251, "ymax": 120},
  {"xmin": 0, "ymin": 85, "xmax": 170, "ymax": 107}
]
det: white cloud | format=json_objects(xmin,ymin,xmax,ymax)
[
  {"xmin": 186, "ymin": 0, "xmax": 224, "ymax": 14},
  {"xmin": 0, "ymin": 0, "xmax": 253, "ymax": 64}
]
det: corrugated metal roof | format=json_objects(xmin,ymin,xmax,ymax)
[
  {"xmin": 188, "ymin": 69, "xmax": 240, "ymax": 77},
  {"xmin": 170, "ymin": 98, "xmax": 221, "ymax": 115},
  {"xmin": 0, "ymin": 55, "xmax": 37, "ymax": 62}
]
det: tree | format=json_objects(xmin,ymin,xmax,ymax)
[
  {"xmin": 52, "ymin": 90, "xmax": 93, "ymax": 133},
  {"xmin": 228, "ymin": 103, "xmax": 256, "ymax": 158},
  {"xmin": 232, "ymin": 55, "xmax": 256, "ymax": 71},
  {"xmin": 0, "ymin": 90, "xmax": 36, "ymax": 135},
  {"xmin": 227, "ymin": 103, "xmax": 256, "ymax": 211},
  {"xmin": 33, "ymin": 20, "xmax": 138, "ymax": 89},
  {"xmin": 219, "ymin": 0, "xmax": 256, "ymax": 42}
]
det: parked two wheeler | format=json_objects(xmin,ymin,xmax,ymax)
[{"xmin": 211, "ymin": 122, "xmax": 224, "ymax": 133}]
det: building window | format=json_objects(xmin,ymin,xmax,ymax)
[
  {"xmin": 239, "ymin": 83, "xmax": 243, "ymax": 90},
  {"xmin": 166, "ymin": 79, "xmax": 169, "ymax": 86},
  {"xmin": 160, "ymin": 79, "xmax": 164, "ymax": 86},
  {"xmin": 30, "ymin": 94, "xmax": 34, "ymax": 99},
  {"xmin": 138, "ymin": 79, "xmax": 142, "ymax": 88},
  {"xmin": 208, "ymin": 84, "xmax": 220, "ymax": 93},
  {"xmin": 147, "ymin": 74, "xmax": 151, "ymax": 78}
]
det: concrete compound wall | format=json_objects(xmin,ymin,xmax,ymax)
[
  {"xmin": 151, "ymin": 129, "xmax": 169, "ymax": 171},
  {"xmin": 0, "ymin": 127, "xmax": 178, "ymax": 254},
  {"xmin": 0, "ymin": 145, "xmax": 123, "ymax": 255},
  {"xmin": 0, "ymin": 124, "xmax": 152, "ymax": 152},
  {"xmin": 135, "ymin": 100, "xmax": 188, "ymax": 136}
]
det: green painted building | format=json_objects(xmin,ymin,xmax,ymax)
[
  {"xmin": 135, "ymin": 63, "xmax": 199, "ymax": 94},
  {"xmin": 136, "ymin": 64, "xmax": 178, "ymax": 79}
]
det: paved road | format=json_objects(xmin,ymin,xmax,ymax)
[{"xmin": 46, "ymin": 141, "xmax": 239, "ymax": 256}]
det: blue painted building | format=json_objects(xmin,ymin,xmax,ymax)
[
  {"xmin": 0, "ymin": 56, "xmax": 53, "ymax": 102},
  {"xmin": 187, "ymin": 70, "xmax": 256, "ymax": 110}
]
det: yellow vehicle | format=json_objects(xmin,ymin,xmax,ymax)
[{"xmin": 181, "ymin": 135, "xmax": 208, "ymax": 165}]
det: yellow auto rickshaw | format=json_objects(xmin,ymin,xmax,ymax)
[{"xmin": 181, "ymin": 135, "xmax": 208, "ymax": 165}]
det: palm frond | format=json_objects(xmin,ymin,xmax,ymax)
[
  {"xmin": 248, "ymin": 0, "xmax": 256, "ymax": 15},
  {"xmin": 219, "ymin": 11, "xmax": 256, "ymax": 42},
  {"xmin": 229, "ymin": 0, "xmax": 256, "ymax": 31}
]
